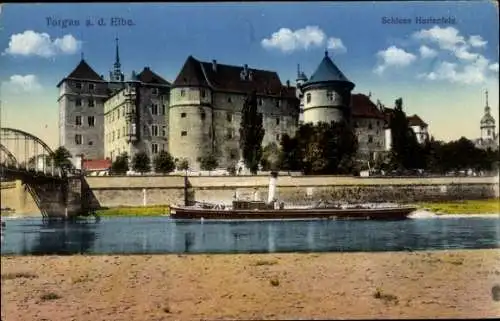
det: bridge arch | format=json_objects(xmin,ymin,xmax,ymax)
[{"xmin": 0, "ymin": 143, "xmax": 18, "ymax": 165}]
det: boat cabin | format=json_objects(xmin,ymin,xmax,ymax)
[{"xmin": 232, "ymin": 200, "xmax": 273, "ymax": 210}]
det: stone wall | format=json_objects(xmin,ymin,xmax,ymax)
[{"xmin": 81, "ymin": 175, "xmax": 499, "ymax": 208}]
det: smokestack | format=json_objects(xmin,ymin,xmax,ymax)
[{"xmin": 267, "ymin": 171, "xmax": 278, "ymax": 204}]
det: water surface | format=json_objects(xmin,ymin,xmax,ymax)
[{"xmin": 1, "ymin": 216, "xmax": 499, "ymax": 255}]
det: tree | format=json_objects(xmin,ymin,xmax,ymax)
[
  {"xmin": 239, "ymin": 90, "xmax": 265, "ymax": 175},
  {"xmin": 293, "ymin": 121, "xmax": 358, "ymax": 175},
  {"xmin": 279, "ymin": 134, "xmax": 301, "ymax": 172},
  {"xmin": 176, "ymin": 158, "xmax": 189, "ymax": 175},
  {"xmin": 261, "ymin": 142, "xmax": 282, "ymax": 171},
  {"xmin": 389, "ymin": 98, "xmax": 422, "ymax": 170},
  {"xmin": 110, "ymin": 152, "xmax": 129, "ymax": 175},
  {"xmin": 153, "ymin": 150, "xmax": 175, "ymax": 174},
  {"xmin": 50, "ymin": 146, "xmax": 73, "ymax": 170},
  {"xmin": 197, "ymin": 152, "xmax": 219, "ymax": 174},
  {"xmin": 132, "ymin": 151, "xmax": 151, "ymax": 174}
]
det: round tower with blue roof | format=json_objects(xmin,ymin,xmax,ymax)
[{"xmin": 301, "ymin": 50, "xmax": 355, "ymax": 125}]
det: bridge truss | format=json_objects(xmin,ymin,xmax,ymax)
[{"xmin": 0, "ymin": 127, "xmax": 63, "ymax": 178}]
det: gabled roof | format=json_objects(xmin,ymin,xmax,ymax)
[
  {"xmin": 351, "ymin": 94, "xmax": 385, "ymax": 119},
  {"xmin": 137, "ymin": 67, "xmax": 170, "ymax": 85},
  {"xmin": 303, "ymin": 52, "xmax": 354, "ymax": 89},
  {"xmin": 407, "ymin": 114, "xmax": 428, "ymax": 127},
  {"xmin": 172, "ymin": 55, "xmax": 296, "ymax": 98}
]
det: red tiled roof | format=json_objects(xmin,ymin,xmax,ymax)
[
  {"xmin": 173, "ymin": 56, "xmax": 297, "ymax": 99},
  {"xmin": 83, "ymin": 159, "xmax": 111, "ymax": 171},
  {"xmin": 351, "ymin": 94, "xmax": 385, "ymax": 119},
  {"xmin": 407, "ymin": 114, "xmax": 428, "ymax": 127}
]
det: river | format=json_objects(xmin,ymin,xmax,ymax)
[{"xmin": 1, "ymin": 214, "xmax": 499, "ymax": 255}]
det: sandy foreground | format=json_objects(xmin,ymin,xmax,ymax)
[{"xmin": 1, "ymin": 250, "xmax": 500, "ymax": 320}]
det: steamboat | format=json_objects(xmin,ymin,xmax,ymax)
[{"xmin": 170, "ymin": 173, "xmax": 417, "ymax": 220}]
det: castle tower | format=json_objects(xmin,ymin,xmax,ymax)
[
  {"xmin": 301, "ymin": 50, "xmax": 355, "ymax": 125},
  {"xmin": 57, "ymin": 59, "xmax": 107, "ymax": 162},
  {"xmin": 168, "ymin": 56, "xmax": 213, "ymax": 169},
  {"xmin": 108, "ymin": 37, "xmax": 125, "ymax": 93},
  {"xmin": 480, "ymin": 89, "xmax": 496, "ymax": 142}
]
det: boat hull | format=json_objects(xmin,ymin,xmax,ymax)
[{"xmin": 170, "ymin": 206, "xmax": 417, "ymax": 220}]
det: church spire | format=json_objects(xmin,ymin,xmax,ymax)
[
  {"xmin": 484, "ymin": 89, "xmax": 491, "ymax": 114},
  {"xmin": 110, "ymin": 37, "xmax": 124, "ymax": 82},
  {"xmin": 114, "ymin": 37, "xmax": 121, "ymax": 71}
]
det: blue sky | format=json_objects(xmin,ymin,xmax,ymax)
[{"xmin": 0, "ymin": 2, "xmax": 498, "ymax": 148}]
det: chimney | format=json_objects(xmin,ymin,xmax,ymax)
[
  {"xmin": 244, "ymin": 64, "xmax": 248, "ymax": 74},
  {"xmin": 267, "ymin": 171, "xmax": 278, "ymax": 204},
  {"xmin": 286, "ymin": 80, "xmax": 290, "ymax": 88},
  {"xmin": 212, "ymin": 60, "xmax": 217, "ymax": 72},
  {"xmin": 145, "ymin": 66, "xmax": 150, "ymax": 71}
]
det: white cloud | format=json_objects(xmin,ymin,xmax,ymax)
[
  {"xmin": 419, "ymin": 45, "xmax": 437, "ymax": 59},
  {"xmin": 413, "ymin": 26, "xmax": 466, "ymax": 51},
  {"xmin": 2, "ymin": 74, "xmax": 42, "ymax": 93},
  {"xmin": 326, "ymin": 37, "xmax": 346, "ymax": 53},
  {"xmin": 3, "ymin": 30, "xmax": 82, "ymax": 58},
  {"xmin": 468, "ymin": 35, "xmax": 487, "ymax": 48},
  {"xmin": 418, "ymin": 56, "xmax": 491, "ymax": 85},
  {"xmin": 489, "ymin": 62, "xmax": 499, "ymax": 73},
  {"xmin": 261, "ymin": 26, "xmax": 346, "ymax": 54},
  {"xmin": 374, "ymin": 46, "xmax": 416, "ymax": 74}
]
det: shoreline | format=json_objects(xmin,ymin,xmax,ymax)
[{"xmin": 2, "ymin": 249, "xmax": 499, "ymax": 320}]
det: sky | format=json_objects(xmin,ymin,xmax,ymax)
[{"xmin": 0, "ymin": 2, "xmax": 499, "ymax": 149}]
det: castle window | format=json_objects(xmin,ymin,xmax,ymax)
[
  {"xmin": 75, "ymin": 134, "xmax": 82, "ymax": 145},
  {"xmin": 152, "ymin": 143, "xmax": 159, "ymax": 154},
  {"xmin": 88, "ymin": 99, "xmax": 95, "ymax": 107},
  {"xmin": 276, "ymin": 118, "xmax": 280, "ymax": 125},
  {"xmin": 162, "ymin": 105, "xmax": 166, "ymax": 115},
  {"xmin": 162, "ymin": 126, "xmax": 167, "ymax": 136},
  {"xmin": 122, "ymin": 107, "xmax": 125, "ymax": 116},
  {"xmin": 226, "ymin": 128, "xmax": 234, "ymax": 139},
  {"xmin": 88, "ymin": 140, "xmax": 93, "ymax": 146},
  {"xmin": 368, "ymin": 136, "xmax": 373, "ymax": 143},
  {"xmin": 276, "ymin": 134, "xmax": 280, "ymax": 141},
  {"xmin": 326, "ymin": 90, "xmax": 334, "ymax": 101},
  {"xmin": 227, "ymin": 113, "xmax": 232, "ymax": 122},
  {"xmin": 180, "ymin": 89, "xmax": 186, "ymax": 97},
  {"xmin": 306, "ymin": 93, "xmax": 311, "ymax": 103},
  {"xmin": 75, "ymin": 82, "xmax": 82, "ymax": 89},
  {"xmin": 201, "ymin": 112, "xmax": 206, "ymax": 120},
  {"xmin": 368, "ymin": 122, "xmax": 373, "ymax": 130},
  {"xmin": 201, "ymin": 89, "xmax": 206, "ymax": 98},
  {"xmin": 181, "ymin": 112, "xmax": 187, "ymax": 118},
  {"xmin": 117, "ymin": 109, "xmax": 120, "ymax": 119},
  {"xmin": 88, "ymin": 116, "xmax": 95, "ymax": 127},
  {"xmin": 88, "ymin": 83, "xmax": 95, "ymax": 91},
  {"xmin": 75, "ymin": 116, "xmax": 82, "ymax": 126},
  {"xmin": 117, "ymin": 129, "xmax": 120, "ymax": 139},
  {"xmin": 488, "ymin": 129, "xmax": 492, "ymax": 136},
  {"xmin": 181, "ymin": 131, "xmax": 187, "ymax": 137},
  {"xmin": 112, "ymin": 131, "xmax": 115, "ymax": 141},
  {"xmin": 276, "ymin": 99, "xmax": 280, "ymax": 107},
  {"xmin": 151, "ymin": 88, "xmax": 158, "ymax": 95},
  {"xmin": 75, "ymin": 99, "xmax": 82, "ymax": 107},
  {"xmin": 151, "ymin": 104, "xmax": 159, "ymax": 115},
  {"xmin": 151, "ymin": 125, "xmax": 159, "ymax": 137},
  {"xmin": 227, "ymin": 96, "xmax": 232, "ymax": 103},
  {"xmin": 258, "ymin": 98, "xmax": 263, "ymax": 106}
]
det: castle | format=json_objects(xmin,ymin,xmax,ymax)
[{"xmin": 57, "ymin": 40, "xmax": 433, "ymax": 171}]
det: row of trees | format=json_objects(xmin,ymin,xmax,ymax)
[{"xmin": 109, "ymin": 150, "xmax": 220, "ymax": 175}]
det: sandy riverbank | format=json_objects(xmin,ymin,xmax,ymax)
[{"xmin": 1, "ymin": 250, "xmax": 500, "ymax": 320}]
